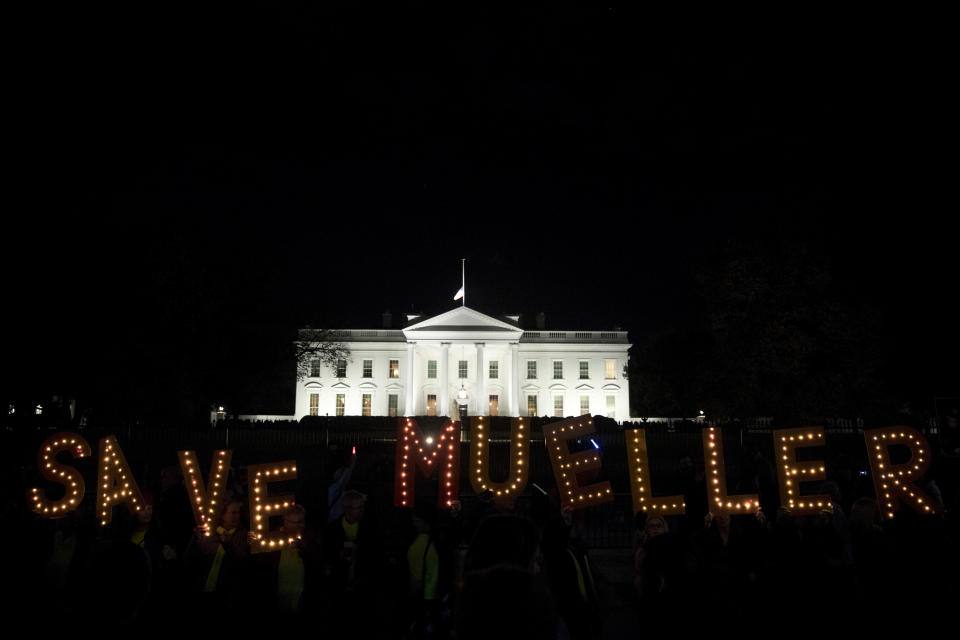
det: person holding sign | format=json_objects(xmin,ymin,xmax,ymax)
[{"xmin": 184, "ymin": 498, "xmax": 250, "ymax": 617}]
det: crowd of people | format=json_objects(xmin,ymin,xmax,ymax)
[{"xmin": 9, "ymin": 441, "xmax": 960, "ymax": 637}]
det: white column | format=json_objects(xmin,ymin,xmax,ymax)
[
  {"xmin": 405, "ymin": 343, "xmax": 415, "ymax": 416},
  {"xmin": 510, "ymin": 343, "xmax": 520, "ymax": 416},
  {"xmin": 502, "ymin": 349, "xmax": 510, "ymax": 418},
  {"xmin": 475, "ymin": 342, "xmax": 485, "ymax": 416},
  {"xmin": 440, "ymin": 342, "xmax": 450, "ymax": 417}
]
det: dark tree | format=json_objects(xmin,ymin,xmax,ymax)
[
  {"xmin": 295, "ymin": 327, "xmax": 350, "ymax": 382},
  {"xmin": 696, "ymin": 242, "xmax": 885, "ymax": 423},
  {"xmin": 631, "ymin": 241, "xmax": 888, "ymax": 423},
  {"xmin": 630, "ymin": 328, "xmax": 716, "ymax": 418}
]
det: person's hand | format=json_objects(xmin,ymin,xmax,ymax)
[
  {"xmin": 704, "ymin": 512, "xmax": 714, "ymax": 529},
  {"xmin": 161, "ymin": 545, "xmax": 177, "ymax": 561},
  {"xmin": 754, "ymin": 506, "xmax": 766, "ymax": 525},
  {"xmin": 450, "ymin": 500, "xmax": 462, "ymax": 518},
  {"xmin": 561, "ymin": 504, "xmax": 573, "ymax": 527},
  {"xmin": 247, "ymin": 531, "xmax": 259, "ymax": 545},
  {"xmin": 194, "ymin": 524, "xmax": 209, "ymax": 538}
]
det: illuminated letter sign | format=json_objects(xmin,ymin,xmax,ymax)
[
  {"xmin": 96, "ymin": 435, "xmax": 146, "ymax": 525},
  {"xmin": 469, "ymin": 416, "xmax": 529, "ymax": 502},
  {"xmin": 702, "ymin": 427, "xmax": 759, "ymax": 515},
  {"xmin": 395, "ymin": 418, "xmax": 461, "ymax": 508},
  {"xmin": 865, "ymin": 426, "xmax": 939, "ymax": 520},
  {"xmin": 30, "ymin": 432, "xmax": 91, "ymax": 518},
  {"xmin": 624, "ymin": 428, "xmax": 684, "ymax": 515},
  {"xmin": 248, "ymin": 461, "xmax": 298, "ymax": 553},
  {"xmin": 178, "ymin": 449, "xmax": 233, "ymax": 533},
  {"xmin": 773, "ymin": 427, "xmax": 830, "ymax": 515},
  {"xmin": 543, "ymin": 415, "xmax": 613, "ymax": 510}
]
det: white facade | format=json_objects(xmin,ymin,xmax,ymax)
[{"xmin": 294, "ymin": 307, "xmax": 631, "ymax": 421}]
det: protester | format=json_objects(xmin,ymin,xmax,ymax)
[
  {"xmin": 406, "ymin": 501, "xmax": 442, "ymax": 639},
  {"xmin": 183, "ymin": 498, "xmax": 250, "ymax": 626},
  {"xmin": 248, "ymin": 503, "xmax": 319, "ymax": 627},
  {"xmin": 457, "ymin": 513, "xmax": 558, "ymax": 640},
  {"xmin": 633, "ymin": 513, "xmax": 698, "ymax": 629},
  {"xmin": 542, "ymin": 505, "xmax": 602, "ymax": 640},
  {"xmin": 326, "ymin": 448, "xmax": 356, "ymax": 524},
  {"xmin": 321, "ymin": 489, "xmax": 384, "ymax": 634}
]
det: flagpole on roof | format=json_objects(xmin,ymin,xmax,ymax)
[{"xmin": 453, "ymin": 259, "xmax": 466, "ymax": 304}]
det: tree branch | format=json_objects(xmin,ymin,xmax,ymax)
[{"xmin": 295, "ymin": 328, "xmax": 351, "ymax": 381}]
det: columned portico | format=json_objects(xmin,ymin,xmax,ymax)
[
  {"xmin": 405, "ymin": 342, "xmax": 415, "ymax": 416},
  {"xmin": 439, "ymin": 342, "xmax": 450, "ymax": 417},
  {"xmin": 510, "ymin": 343, "xmax": 520, "ymax": 416},
  {"xmin": 475, "ymin": 342, "xmax": 485, "ymax": 415}
]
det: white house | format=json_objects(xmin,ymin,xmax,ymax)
[{"xmin": 294, "ymin": 306, "xmax": 631, "ymax": 421}]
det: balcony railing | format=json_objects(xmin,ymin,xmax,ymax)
[
  {"xmin": 521, "ymin": 330, "xmax": 628, "ymax": 343},
  {"xmin": 301, "ymin": 329, "xmax": 628, "ymax": 343},
  {"xmin": 319, "ymin": 330, "xmax": 406, "ymax": 342}
]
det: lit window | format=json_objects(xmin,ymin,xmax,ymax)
[
  {"xmin": 389, "ymin": 359, "xmax": 399, "ymax": 379},
  {"xmin": 527, "ymin": 395, "xmax": 538, "ymax": 417},
  {"xmin": 527, "ymin": 361, "xmax": 537, "ymax": 379},
  {"xmin": 606, "ymin": 395, "xmax": 616, "ymax": 420},
  {"xmin": 553, "ymin": 361, "xmax": 563, "ymax": 379},
  {"xmin": 336, "ymin": 359, "xmax": 347, "ymax": 378},
  {"xmin": 579, "ymin": 361, "xmax": 589, "ymax": 379},
  {"xmin": 458, "ymin": 360, "xmax": 468, "ymax": 379},
  {"xmin": 309, "ymin": 393, "xmax": 319, "ymax": 416},
  {"xmin": 362, "ymin": 393, "xmax": 372, "ymax": 416},
  {"xmin": 336, "ymin": 394, "xmax": 345, "ymax": 417},
  {"xmin": 489, "ymin": 361, "xmax": 498, "ymax": 379},
  {"xmin": 388, "ymin": 394, "xmax": 398, "ymax": 417},
  {"xmin": 489, "ymin": 395, "xmax": 499, "ymax": 416},
  {"xmin": 580, "ymin": 395, "xmax": 590, "ymax": 415},
  {"xmin": 427, "ymin": 360, "xmax": 437, "ymax": 379},
  {"xmin": 605, "ymin": 360, "xmax": 616, "ymax": 380},
  {"xmin": 310, "ymin": 360, "xmax": 321, "ymax": 378},
  {"xmin": 427, "ymin": 394, "xmax": 437, "ymax": 416},
  {"xmin": 553, "ymin": 395, "xmax": 564, "ymax": 417},
  {"xmin": 363, "ymin": 360, "xmax": 373, "ymax": 378}
]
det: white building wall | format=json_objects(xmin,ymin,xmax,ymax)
[
  {"xmin": 296, "ymin": 342, "xmax": 407, "ymax": 418},
  {"xmin": 293, "ymin": 312, "xmax": 631, "ymax": 421},
  {"xmin": 516, "ymin": 346, "xmax": 629, "ymax": 420}
]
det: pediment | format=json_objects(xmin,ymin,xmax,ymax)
[
  {"xmin": 548, "ymin": 383, "xmax": 568, "ymax": 391},
  {"xmin": 304, "ymin": 381, "xmax": 323, "ymax": 389},
  {"xmin": 601, "ymin": 383, "xmax": 621, "ymax": 391},
  {"xmin": 575, "ymin": 384, "xmax": 594, "ymax": 391},
  {"xmin": 404, "ymin": 306, "xmax": 520, "ymax": 333},
  {"xmin": 358, "ymin": 382, "xmax": 377, "ymax": 390},
  {"xmin": 385, "ymin": 383, "xmax": 404, "ymax": 391},
  {"xmin": 331, "ymin": 382, "xmax": 351, "ymax": 389}
]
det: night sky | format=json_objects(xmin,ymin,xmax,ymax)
[{"xmin": 5, "ymin": 7, "xmax": 955, "ymax": 421}]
